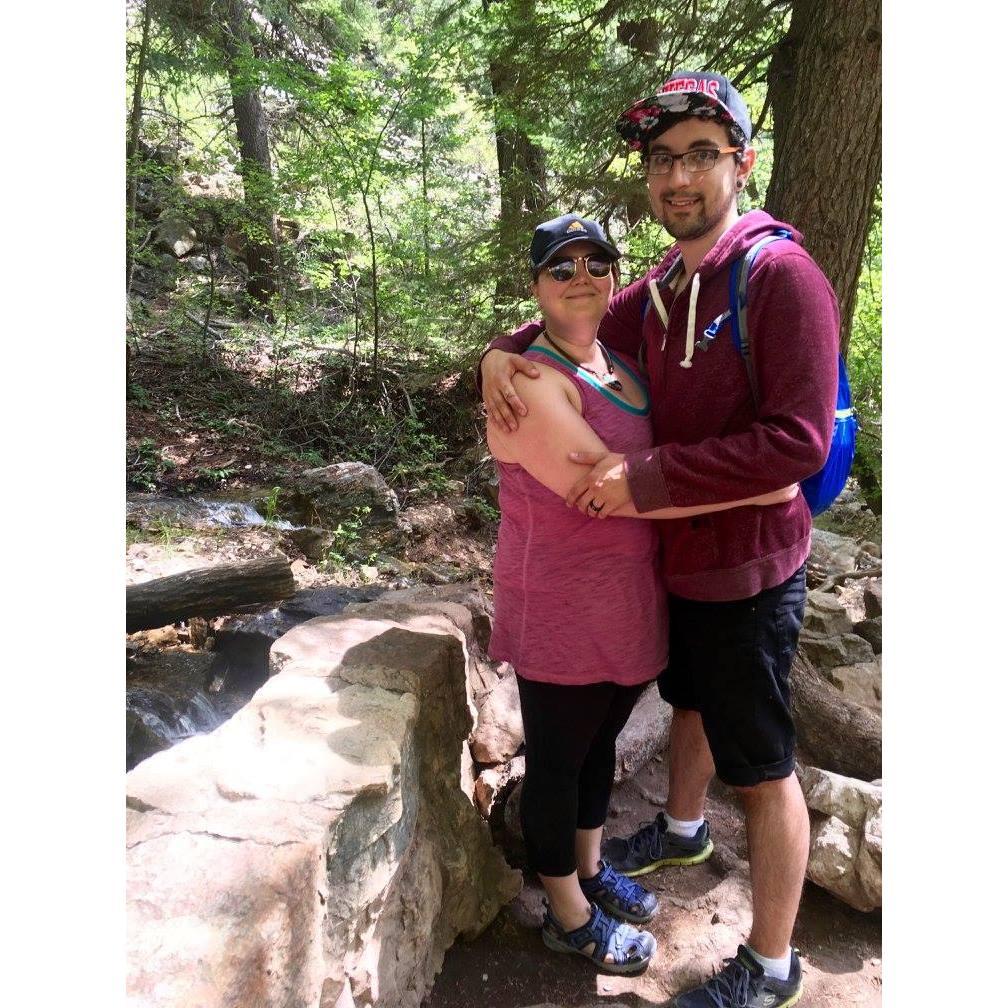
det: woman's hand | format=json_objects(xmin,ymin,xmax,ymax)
[
  {"xmin": 753, "ymin": 484, "xmax": 800, "ymax": 506},
  {"xmin": 482, "ymin": 350, "xmax": 541, "ymax": 432}
]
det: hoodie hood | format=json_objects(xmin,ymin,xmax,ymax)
[
  {"xmin": 649, "ymin": 210, "xmax": 805, "ymax": 367},
  {"xmin": 654, "ymin": 210, "xmax": 804, "ymax": 282}
]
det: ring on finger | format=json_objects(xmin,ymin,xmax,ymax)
[{"xmin": 588, "ymin": 499, "xmax": 603, "ymax": 513}]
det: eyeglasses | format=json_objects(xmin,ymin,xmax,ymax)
[
  {"xmin": 541, "ymin": 254, "xmax": 614, "ymax": 283},
  {"xmin": 641, "ymin": 147, "xmax": 741, "ymax": 176}
]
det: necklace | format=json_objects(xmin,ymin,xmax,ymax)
[{"xmin": 542, "ymin": 331, "xmax": 623, "ymax": 392}]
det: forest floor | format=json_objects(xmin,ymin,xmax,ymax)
[{"xmin": 425, "ymin": 764, "xmax": 881, "ymax": 1008}]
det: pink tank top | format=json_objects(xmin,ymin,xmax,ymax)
[{"xmin": 489, "ymin": 344, "xmax": 668, "ymax": 686}]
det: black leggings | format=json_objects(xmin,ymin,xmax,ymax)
[{"xmin": 516, "ymin": 675, "xmax": 647, "ymax": 877}]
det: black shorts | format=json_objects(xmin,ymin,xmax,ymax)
[{"xmin": 657, "ymin": 564, "xmax": 806, "ymax": 788}]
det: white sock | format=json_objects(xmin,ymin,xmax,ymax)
[
  {"xmin": 660, "ymin": 812, "xmax": 704, "ymax": 838},
  {"xmin": 745, "ymin": 945, "xmax": 793, "ymax": 982}
]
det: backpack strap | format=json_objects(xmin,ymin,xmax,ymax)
[{"xmin": 729, "ymin": 228, "xmax": 793, "ymax": 404}]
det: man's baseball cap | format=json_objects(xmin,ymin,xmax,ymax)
[
  {"xmin": 615, "ymin": 71, "xmax": 752, "ymax": 151},
  {"xmin": 529, "ymin": 213, "xmax": 621, "ymax": 274}
]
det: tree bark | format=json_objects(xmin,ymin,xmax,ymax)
[
  {"xmin": 790, "ymin": 647, "xmax": 881, "ymax": 781},
  {"xmin": 126, "ymin": 556, "xmax": 296, "ymax": 632},
  {"xmin": 764, "ymin": 0, "xmax": 881, "ymax": 358},
  {"xmin": 486, "ymin": 0, "xmax": 548, "ymax": 302},
  {"xmin": 222, "ymin": 0, "xmax": 279, "ymax": 310},
  {"xmin": 126, "ymin": 0, "xmax": 153, "ymax": 291}
]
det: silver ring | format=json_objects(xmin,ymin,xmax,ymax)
[{"xmin": 588, "ymin": 499, "xmax": 603, "ymax": 513}]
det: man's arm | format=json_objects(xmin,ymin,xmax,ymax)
[{"xmin": 626, "ymin": 252, "xmax": 840, "ymax": 511}]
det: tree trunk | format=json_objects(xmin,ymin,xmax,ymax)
[
  {"xmin": 222, "ymin": 0, "xmax": 278, "ymax": 311},
  {"xmin": 486, "ymin": 0, "xmax": 548, "ymax": 303},
  {"xmin": 126, "ymin": 0, "xmax": 153, "ymax": 291},
  {"xmin": 790, "ymin": 648, "xmax": 881, "ymax": 781},
  {"xmin": 126, "ymin": 556, "xmax": 296, "ymax": 632},
  {"xmin": 764, "ymin": 0, "xmax": 881, "ymax": 358}
]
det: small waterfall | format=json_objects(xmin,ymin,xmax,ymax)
[
  {"xmin": 195, "ymin": 498, "xmax": 297, "ymax": 530},
  {"xmin": 127, "ymin": 685, "xmax": 225, "ymax": 750}
]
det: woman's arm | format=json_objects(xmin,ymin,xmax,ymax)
[{"xmin": 486, "ymin": 372, "xmax": 797, "ymax": 517}]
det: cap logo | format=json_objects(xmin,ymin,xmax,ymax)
[
  {"xmin": 566, "ymin": 221, "xmax": 586, "ymax": 233},
  {"xmin": 660, "ymin": 77, "xmax": 719, "ymax": 97}
]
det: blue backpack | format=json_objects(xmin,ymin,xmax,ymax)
[{"xmin": 644, "ymin": 229, "xmax": 857, "ymax": 517}]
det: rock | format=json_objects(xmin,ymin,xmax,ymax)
[
  {"xmin": 185, "ymin": 255, "xmax": 210, "ymax": 273},
  {"xmin": 507, "ymin": 882, "xmax": 546, "ymax": 929},
  {"xmin": 402, "ymin": 502, "xmax": 457, "ymax": 537},
  {"xmin": 285, "ymin": 526, "xmax": 336, "ymax": 561},
  {"xmin": 126, "ymin": 709, "xmax": 171, "ymax": 768},
  {"xmin": 852, "ymin": 616, "xmax": 882, "ymax": 655},
  {"xmin": 809, "ymin": 528, "xmax": 862, "ymax": 575},
  {"xmin": 153, "ymin": 218, "xmax": 198, "ymax": 257},
  {"xmin": 474, "ymin": 755, "xmax": 524, "ymax": 818},
  {"xmin": 295, "ymin": 461, "xmax": 401, "ymax": 529},
  {"xmin": 800, "ymin": 765, "xmax": 881, "ymax": 825},
  {"xmin": 471, "ymin": 670, "xmax": 523, "ymax": 764},
  {"xmin": 803, "ymin": 590, "xmax": 854, "ymax": 637},
  {"xmin": 474, "ymin": 767, "xmax": 503, "ymax": 817},
  {"xmin": 799, "ymin": 630, "xmax": 875, "ymax": 671},
  {"xmin": 127, "ymin": 606, "xmax": 521, "ymax": 1008},
  {"xmin": 825, "ymin": 661, "xmax": 881, "ymax": 712},
  {"xmin": 863, "ymin": 578, "xmax": 882, "ymax": 618},
  {"xmin": 614, "ymin": 683, "xmax": 673, "ymax": 783},
  {"xmin": 212, "ymin": 586, "xmax": 384, "ymax": 695},
  {"xmin": 375, "ymin": 583, "xmax": 494, "ymax": 655},
  {"xmin": 800, "ymin": 766, "xmax": 882, "ymax": 912}
]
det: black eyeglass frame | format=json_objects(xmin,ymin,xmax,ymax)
[{"xmin": 641, "ymin": 146, "xmax": 742, "ymax": 176}]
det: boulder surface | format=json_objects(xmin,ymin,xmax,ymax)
[{"xmin": 126, "ymin": 605, "xmax": 521, "ymax": 1008}]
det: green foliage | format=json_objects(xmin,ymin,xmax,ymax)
[
  {"xmin": 129, "ymin": 438, "xmax": 175, "ymax": 491},
  {"xmin": 262, "ymin": 486, "xmax": 282, "ymax": 523},
  {"xmin": 323, "ymin": 505, "xmax": 376, "ymax": 567},
  {"xmin": 847, "ymin": 191, "xmax": 882, "ymax": 514},
  {"xmin": 126, "ymin": 0, "xmax": 882, "ymax": 516}
]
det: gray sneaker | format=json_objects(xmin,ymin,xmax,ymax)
[
  {"xmin": 674, "ymin": 945, "xmax": 803, "ymax": 1007},
  {"xmin": 601, "ymin": 814, "xmax": 713, "ymax": 877}
]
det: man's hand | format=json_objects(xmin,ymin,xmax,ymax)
[
  {"xmin": 565, "ymin": 450, "xmax": 630, "ymax": 518},
  {"xmin": 481, "ymin": 350, "xmax": 540, "ymax": 432}
]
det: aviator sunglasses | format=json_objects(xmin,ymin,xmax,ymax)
[{"xmin": 541, "ymin": 254, "xmax": 614, "ymax": 283}]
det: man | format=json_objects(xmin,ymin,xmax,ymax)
[{"xmin": 480, "ymin": 71, "xmax": 839, "ymax": 1008}]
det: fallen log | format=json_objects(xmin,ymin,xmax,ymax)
[
  {"xmin": 126, "ymin": 556, "xmax": 296, "ymax": 633},
  {"xmin": 790, "ymin": 647, "xmax": 881, "ymax": 781}
]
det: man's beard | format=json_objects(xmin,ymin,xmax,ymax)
[{"xmin": 659, "ymin": 186, "xmax": 735, "ymax": 241}]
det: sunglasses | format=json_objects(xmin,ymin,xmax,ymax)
[{"xmin": 541, "ymin": 254, "xmax": 614, "ymax": 283}]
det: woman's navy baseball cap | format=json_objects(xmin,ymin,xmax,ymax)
[
  {"xmin": 616, "ymin": 71, "xmax": 753, "ymax": 151},
  {"xmin": 529, "ymin": 214, "xmax": 621, "ymax": 274}
]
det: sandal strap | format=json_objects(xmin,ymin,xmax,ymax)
[{"xmin": 547, "ymin": 902, "xmax": 645, "ymax": 966}]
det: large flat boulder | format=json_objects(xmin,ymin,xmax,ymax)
[{"xmin": 127, "ymin": 607, "xmax": 520, "ymax": 1008}]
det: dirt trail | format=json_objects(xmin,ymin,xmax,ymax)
[{"xmin": 425, "ymin": 758, "xmax": 881, "ymax": 1008}]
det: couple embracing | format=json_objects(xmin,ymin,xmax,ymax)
[{"xmin": 480, "ymin": 71, "xmax": 839, "ymax": 1008}]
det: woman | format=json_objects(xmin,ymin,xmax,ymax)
[{"xmin": 487, "ymin": 213, "xmax": 796, "ymax": 974}]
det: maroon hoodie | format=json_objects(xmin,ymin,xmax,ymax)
[{"xmin": 488, "ymin": 210, "xmax": 840, "ymax": 601}]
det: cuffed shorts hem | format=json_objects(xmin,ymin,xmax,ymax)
[{"xmin": 715, "ymin": 753, "xmax": 796, "ymax": 789}]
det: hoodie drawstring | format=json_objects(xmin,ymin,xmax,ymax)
[
  {"xmin": 649, "ymin": 277, "xmax": 671, "ymax": 352},
  {"xmin": 680, "ymin": 271, "xmax": 701, "ymax": 369}
]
